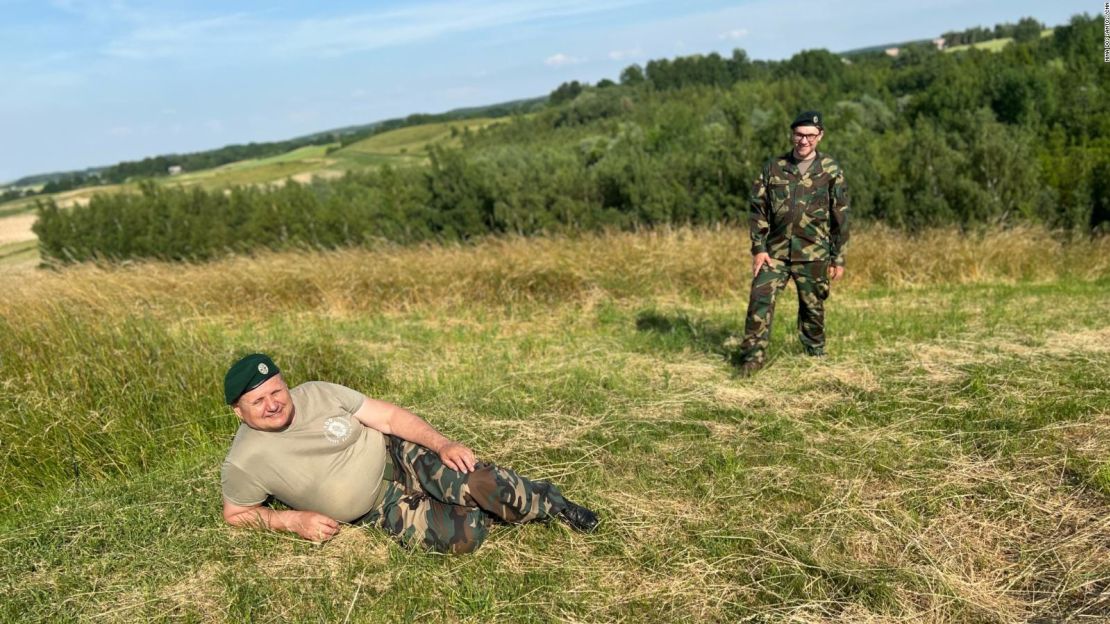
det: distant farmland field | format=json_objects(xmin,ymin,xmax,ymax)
[
  {"xmin": 0, "ymin": 117, "xmax": 506, "ymax": 272},
  {"xmin": 336, "ymin": 118, "xmax": 501, "ymax": 156},
  {"xmin": 0, "ymin": 212, "xmax": 36, "ymax": 245},
  {"xmin": 169, "ymin": 144, "xmax": 336, "ymax": 189},
  {"xmin": 0, "ymin": 213, "xmax": 38, "ymax": 268},
  {"xmin": 0, "ymin": 117, "xmax": 501, "ymax": 219}
]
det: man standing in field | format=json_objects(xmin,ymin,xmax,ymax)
[
  {"xmin": 220, "ymin": 353, "xmax": 598, "ymax": 554},
  {"xmin": 736, "ymin": 111, "xmax": 849, "ymax": 375}
]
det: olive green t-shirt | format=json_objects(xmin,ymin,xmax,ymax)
[
  {"xmin": 796, "ymin": 155, "xmax": 815, "ymax": 175},
  {"xmin": 220, "ymin": 381, "xmax": 388, "ymax": 522}
]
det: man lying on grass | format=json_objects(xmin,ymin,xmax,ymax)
[{"xmin": 220, "ymin": 353, "xmax": 598, "ymax": 554}]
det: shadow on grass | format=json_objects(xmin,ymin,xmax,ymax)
[{"xmin": 634, "ymin": 309, "xmax": 746, "ymax": 368}]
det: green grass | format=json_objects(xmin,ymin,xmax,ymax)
[
  {"xmin": 945, "ymin": 37, "xmax": 1014, "ymax": 53},
  {"xmin": 0, "ymin": 239, "xmax": 38, "ymax": 267},
  {"xmin": 945, "ymin": 28, "xmax": 1054, "ymax": 54},
  {"xmin": 0, "ymin": 198, "xmax": 38, "ymax": 217},
  {"xmin": 326, "ymin": 118, "xmax": 503, "ymax": 172},
  {"xmin": 337, "ymin": 119, "xmax": 498, "ymax": 156},
  {"xmin": 192, "ymin": 161, "xmax": 321, "ymax": 189},
  {"xmin": 1, "ymin": 229, "xmax": 1109, "ymax": 622},
  {"xmin": 166, "ymin": 144, "xmax": 337, "ymax": 190}
]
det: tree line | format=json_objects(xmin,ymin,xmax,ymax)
[
  {"xmin": 34, "ymin": 14, "xmax": 1109, "ymax": 264},
  {"xmin": 941, "ymin": 16, "xmax": 1046, "ymax": 47}
]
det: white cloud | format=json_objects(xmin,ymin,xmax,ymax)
[
  {"xmin": 48, "ymin": 0, "xmax": 142, "ymax": 23},
  {"xmin": 277, "ymin": 1, "xmax": 617, "ymax": 58},
  {"xmin": 103, "ymin": 12, "xmax": 250, "ymax": 60},
  {"xmin": 93, "ymin": 0, "xmax": 651, "ymax": 62},
  {"xmin": 607, "ymin": 47, "xmax": 642, "ymax": 60},
  {"xmin": 544, "ymin": 52, "xmax": 584, "ymax": 67},
  {"xmin": 719, "ymin": 28, "xmax": 748, "ymax": 40}
]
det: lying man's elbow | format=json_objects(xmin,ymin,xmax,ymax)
[{"xmin": 222, "ymin": 501, "xmax": 260, "ymax": 527}]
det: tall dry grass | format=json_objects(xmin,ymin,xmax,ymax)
[{"xmin": 6, "ymin": 225, "xmax": 1108, "ymax": 322}]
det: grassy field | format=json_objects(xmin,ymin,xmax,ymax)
[
  {"xmin": 0, "ymin": 212, "xmax": 39, "ymax": 269},
  {"xmin": 1, "ymin": 226, "xmax": 1109, "ymax": 622},
  {"xmin": 323, "ymin": 118, "xmax": 502, "ymax": 171},
  {"xmin": 944, "ymin": 28, "xmax": 1054, "ymax": 54},
  {"xmin": 0, "ymin": 201, "xmax": 36, "ymax": 218},
  {"xmin": 0, "ymin": 239, "xmax": 38, "ymax": 268},
  {"xmin": 167, "ymin": 145, "xmax": 338, "ymax": 190}
]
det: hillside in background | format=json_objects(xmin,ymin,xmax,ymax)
[
  {"xmin": 0, "ymin": 117, "xmax": 503, "ymax": 268},
  {"xmin": 0, "ymin": 12, "xmax": 1104, "ymax": 270},
  {"xmin": 23, "ymin": 13, "xmax": 1109, "ymax": 265},
  {"xmin": 0, "ymin": 96, "xmax": 544, "ymax": 193},
  {"xmin": 0, "ymin": 15, "xmax": 1052, "ymax": 196}
]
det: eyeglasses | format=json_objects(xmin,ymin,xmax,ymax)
[{"xmin": 792, "ymin": 132, "xmax": 821, "ymax": 143}]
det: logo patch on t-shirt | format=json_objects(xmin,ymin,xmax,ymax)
[{"xmin": 323, "ymin": 416, "xmax": 353, "ymax": 444}]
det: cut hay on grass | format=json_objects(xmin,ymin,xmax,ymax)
[{"xmin": 1, "ymin": 225, "xmax": 1109, "ymax": 622}]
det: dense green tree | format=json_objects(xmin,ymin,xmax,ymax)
[
  {"xmin": 549, "ymin": 81, "xmax": 585, "ymax": 105},
  {"xmin": 1012, "ymin": 16, "xmax": 1045, "ymax": 42},
  {"xmin": 619, "ymin": 64, "xmax": 645, "ymax": 86}
]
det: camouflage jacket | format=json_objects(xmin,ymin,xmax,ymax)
[{"xmin": 750, "ymin": 150, "xmax": 849, "ymax": 266}]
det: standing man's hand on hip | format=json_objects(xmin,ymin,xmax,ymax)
[
  {"xmin": 752, "ymin": 253, "xmax": 771, "ymax": 276},
  {"xmin": 828, "ymin": 265, "xmax": 845, "ymax": 281}
]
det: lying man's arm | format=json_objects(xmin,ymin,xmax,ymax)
[
  {"xmin": 222, "ymin": 499, "xmax": 340, "ymax": 542},
  {"xmin": 354, "ymin": 398, "xmax": 477, "ymax": 473}
]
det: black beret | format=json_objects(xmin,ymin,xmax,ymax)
[
  {"xmin": 224, "ymin": 353, "xmax": 280, "ymax": 404},
  {"xmin": 791, "ymin": 111, "xmax": 824, "ymax": 130}
]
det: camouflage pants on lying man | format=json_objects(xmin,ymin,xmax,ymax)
[{"xmin": 361, "ymin": 435, "xmax": 570, "ymax": 554}]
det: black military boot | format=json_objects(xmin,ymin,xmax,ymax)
[{"xmin": 557, "ymin": 500, "xmax": 599, "ymax": 533}]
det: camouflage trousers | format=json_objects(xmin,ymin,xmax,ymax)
[
  {"xmin": 361, "ymin": 435, "xmax": 568, "ymax": 554},
  {"xmin": 739, "ymin": 258, "xmax": 831, "ymax": 364}
]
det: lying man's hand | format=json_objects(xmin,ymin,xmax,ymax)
[
  {"xmin": 439, "ymin": 441, "xmax": 477, "ymax": 473},
  {"xmin": 289, "ymin": 510, "xmax": 340, "ymax": 542},
  {"xmin": 828, "ymin": 264, "xmax": 845, "ymax": 281}
]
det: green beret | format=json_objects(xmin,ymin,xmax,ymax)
[
  {"xmin": 791, "ymin": 110, "xmax": 823, "ymax": 130},
  {"xmin": 224, "ymin": 353, "xmax": 280, "ymax": 404}
]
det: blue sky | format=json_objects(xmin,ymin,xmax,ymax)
[{"xmin": 0, "ymin": 0, "xmax": 1095, "ymax": 183}]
